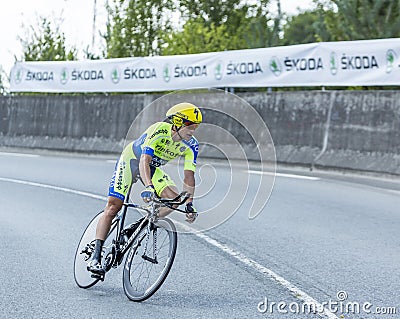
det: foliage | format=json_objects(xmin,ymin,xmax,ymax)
[
  {"xmin": 19, "ymin": 16, "xmax": 77, "ymax": 62},
  {"xmin": 16, "ymin": 0, "xmax": 400, "ymax": 62},
  {"xmin": 282, "ymin": 11, "xmax": 320, "ymax": 45},
  {"xmin": 179, "ymin": 0, "xmax": 247, "ymax": 31},
  {"xmin": 83, "ymin": 45, "xmax": 102, "ymax": 60},
  {"xmin": 0, "ymin": 66, "xmax": 6, "ymax": 95},
  {"xmin": 104, "ymin": 0, "xmax": 174, "ymax": 58},
  {"xmin": 13, "ymin": 0, "xmax": 399, "ymax": 93},
  {"xmin": 242, "ymin": 0, "xmax": 281, "ymax": 48},
  {"xmin": 315, "ymin": 0, "xmax": 400, "ymax": 40},
  {"xmin": 162, "ymin": 18, "xmax": 244, "ymax": 55},
  {"xmin": 162, "ymin": 0, "xmax": 282, "ymax": 55},
  {"xmin": 281, "ymin": 0, "xmax": 400, "ymax": 44}
]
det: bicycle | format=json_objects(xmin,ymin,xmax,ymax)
[{"xmin": 73, "ymin": 191, "xmax": 191, "ymax": 302}]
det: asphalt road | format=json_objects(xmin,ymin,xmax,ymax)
[{"xmin": 0, "ymin": 150, "xmax": 399, "ymax": 319}]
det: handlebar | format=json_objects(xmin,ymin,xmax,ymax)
[
  {"xmin": 126, "ymin": 191, "xmax": 192, "ymax": 214},
  {"xmin": 155, "ymin": 191, "xmax": 191, "ymax": 206}
]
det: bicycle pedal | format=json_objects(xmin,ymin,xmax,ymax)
[{"xmin": 91, "ymin": 273, "xmax": 105, "ymax": 281}]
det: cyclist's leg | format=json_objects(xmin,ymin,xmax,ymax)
[
  {"xmin": 89, "ymin": 145, "xmax": 137, "ymax": 273},
  {"xmin": 151, "ymin": 168, "xmax": 179, "ymax": 217},
  {"xmin": 95, "ymin": 197, "xmax": 123, "ymax": 240},
  {"xmin": 97, "ymin": 150, "xmax": 138, "ymax": 239}
]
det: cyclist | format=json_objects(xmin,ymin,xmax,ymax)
[{"xmin": 87, "ymin": 102, "xmax": 202, "ymax": 275}]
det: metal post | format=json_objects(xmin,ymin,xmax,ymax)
[{"xmin": 92, "ymin": 0, "xmax": 97, "ymax": 52}]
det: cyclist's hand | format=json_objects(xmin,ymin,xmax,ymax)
[
  {"xmin": 185, "ymin": 202, "xmax": 198, "ymax": 224},
  {"xmin": 141, "ymin": 185, "xmax": 155, "ymax": 203}
]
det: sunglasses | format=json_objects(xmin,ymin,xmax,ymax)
[{"xmin": 182, "ymin": 119, "xmax": 199, "ymax": 127}]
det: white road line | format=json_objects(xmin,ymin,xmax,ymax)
[
  {"xmin": 248, "ymin": 170, "xmax": 320, "ymax": 181},
  {"xmin": 0, "ymin": 152, "xmax": 40, "ymax": 158},
  {"xmin": 0, "ymin": 176, "xmax": 337, "ymax": 319},
  {"xmin": 387, "ymin": 189, "xmax": 400, "ymax": 196},
  {"xmin": 0, "ymin": 177, "xmax": 106, "ymax": 201},
  {"xmin": 190, "ymin": 230, "xmax": 338, "ymax": 318}
]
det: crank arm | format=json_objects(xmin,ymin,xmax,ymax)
[{"xmin": 141, "ymin": 254, "xmax": 158, "ymax": 264}]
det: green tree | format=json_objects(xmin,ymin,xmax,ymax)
[
  {"xmin": 0, "ymin": 66, "xmax": 6, "ymax": 95},
  {"xmin": 19, "ymin": 17, "xmax": 77, "ymax": 61},
  {"xmin": 317, "ymin": 0, "xmax": 400, "ymax": 40},
  {"xmin": 83, "ymin": 45, "xmax": 102, "ymax": 60},
  {"xmin": 282, "ymin": 10, "xmax": 321, "ymax": 45},
  {"xmin": 162, "ymin": 18, "xmax": 245, "ymax": 55},
  {"xmin": 104, "ymin": 0, "xmax": 174, "ymax": 58},
  {"xmin": 163, "ymin": 0, "xmax": 283, "ymax": 54},
  {"xmin": 104, "ymin": 0, "xmax": 284, "ymax": 57},
  {"xmin": 242, "ymin": 0, "xmax": 281, "ymax": 48},
  {"xmin": 179, "ymin": 0, "xmax": 245, "ymax": 29}
]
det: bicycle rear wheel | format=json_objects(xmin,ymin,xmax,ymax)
[
  {"xmin": 123, "ymin": 218, "xmax": 177, "ymax": 302},
  {"xmin": 73, "ymin": 211, "xmax": 117, "ymax": 288}
]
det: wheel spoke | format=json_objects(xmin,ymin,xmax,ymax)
[{"xmin": 123, "ymin": 219, "xmax": 177, "ymax": 301}]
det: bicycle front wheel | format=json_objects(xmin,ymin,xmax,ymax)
[{"xmin": 123, "ymin": 218, "xmax": 177, "ymax": 302}]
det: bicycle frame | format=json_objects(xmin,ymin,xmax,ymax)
[
  {"xmin": 105, "ymin": 191, "xmax": 190, "ymax": 269},
  {"xmin": 104, "ymin": 200, "xmax": 148, "ymax": 268},
  {"xmin": 75, "ymin": 190, "xmax": 190, "ymax": 292},
  {"xmin": 114, "ymin": 206, "xmax": 148, "ymax": 257}
]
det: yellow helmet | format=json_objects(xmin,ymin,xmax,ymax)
[{"xmin": 166, "ymin": 102, "xmax": 202, "ymax": 128}]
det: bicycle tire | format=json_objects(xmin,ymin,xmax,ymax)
[
  {"xmin": 123, "ymin": 218, "xmax": 177, "ymax": 302},
  {"xmin": 73, "ymin": 211, "xmax": 117, "ymax": 289}
]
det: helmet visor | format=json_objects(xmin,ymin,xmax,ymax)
[{"xmin": 182, "ymin": 118, "xmax": 200, "ymax": 126}]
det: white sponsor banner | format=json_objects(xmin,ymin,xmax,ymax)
[{"xmin": 9, "ymin": 38, "xmax": 400, "ymax": 92}]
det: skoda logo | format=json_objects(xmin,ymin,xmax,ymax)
[
  {"xmin": 14, "ymin": 69, "xmax": 23, "ymax": 84},
  {"xmin": 386, "ymin": 49, "xmax": 397, "ymax": 74},
  {"xmin": 163, "ymin": 64, "xmax": 171, "ymax": 82},
  {"xmin": 269, "ymin": 56, "xmax": 282, "ymax": 76},
  {"xmin": 330, "ymin": 52, "xmax": 338, "ymax": 75},
  {"xmin": 111, "ymin": 68, "xmax": 120, "ymax": 84},
  {"xmin": 214, "ymin": 61, "xmax": 223, "ymax": 80},
  {"xmin": 60, "ymin": 68, "xmax": 68, "ymax": 85}
]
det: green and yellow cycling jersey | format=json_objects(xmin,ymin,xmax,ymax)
[
  {"xmin": 132, "ymin": 122, "xmax": 199, "ymax": 171},
  {"xmin": 108, "ymin": 122, "xmax": 199, "ymax": 201}
]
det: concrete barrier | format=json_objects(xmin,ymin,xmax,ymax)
[
  {"xmin": 0, "ymin": 91, "xmax": 399, "ymax": 175},
  {"xmin": 241, "ymin": 91, "xmax": 400, "ymax": 174}
]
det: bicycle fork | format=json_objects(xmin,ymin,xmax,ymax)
[{"xmin": 142, "ymin": 223, "xmax": 158, "ymax": 264}]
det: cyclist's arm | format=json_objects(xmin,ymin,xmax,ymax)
[
  {"xmin": 183, "ymin": 169, "xmax": 195, "ymax": 203},
  {"xmin": 138, "ymin": 123, "xmax": 170, "ymax": 189},
  {"xmin": 182, "ymin": 141, "xmax": 198, "ymax": 203},
  {"xmin": 139, "ymin": 123, "xmax": 167, "ymax": 187},
  {"xmin": 139, "ymin": 153, "xmax": 153, "ymax": 187}
]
